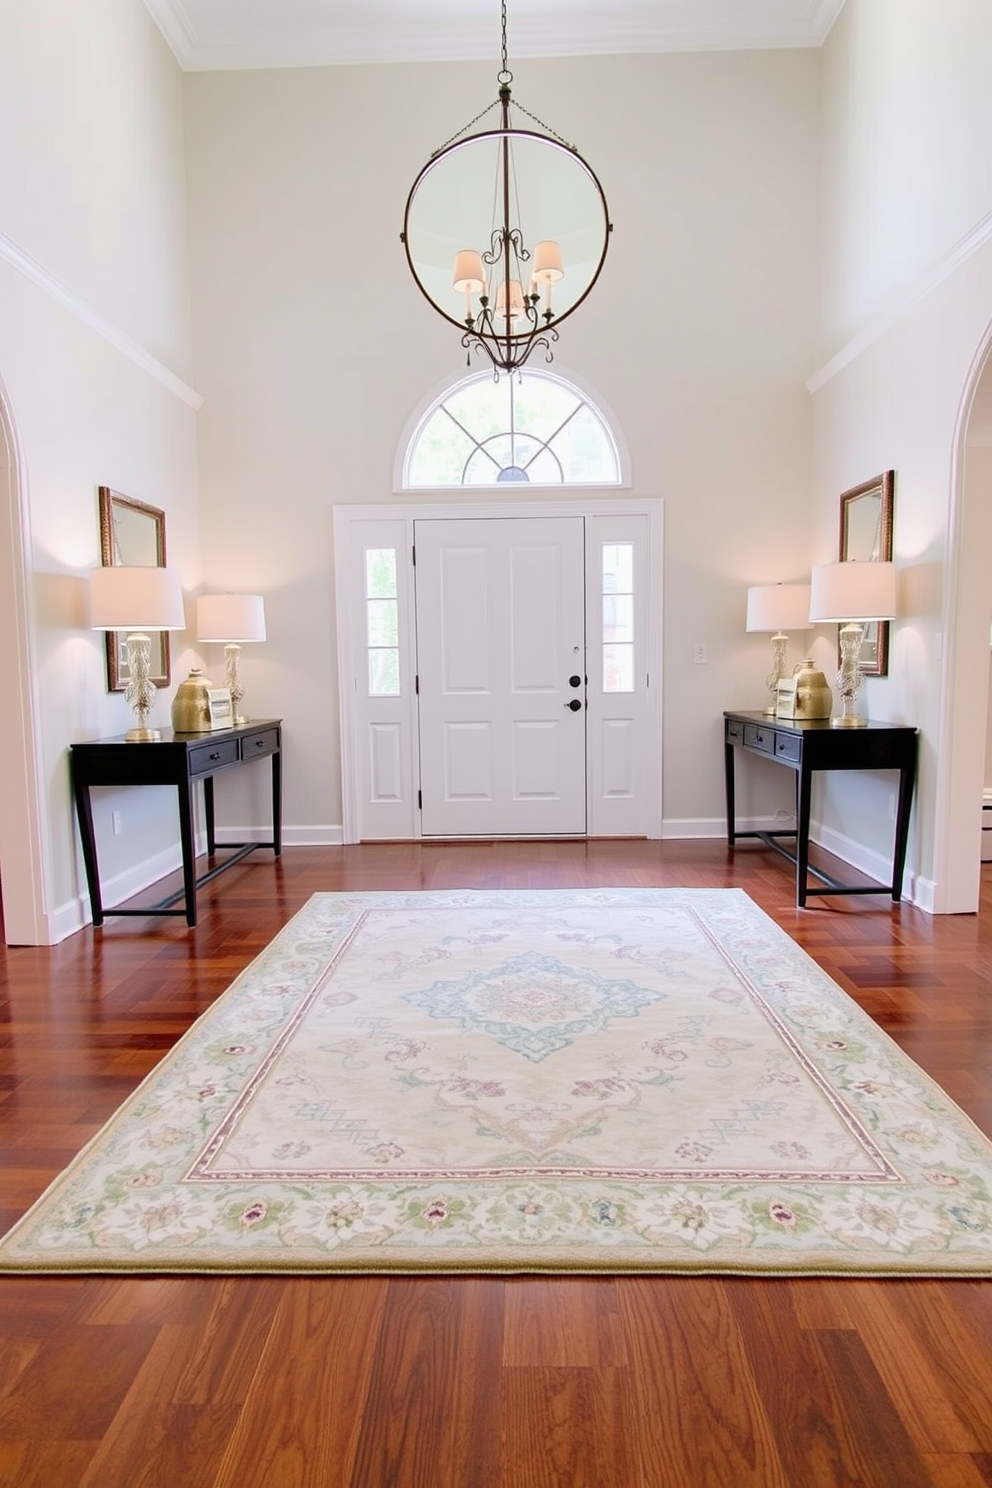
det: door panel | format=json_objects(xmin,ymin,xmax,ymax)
[{"xmin": 416, "ymin": 516, "xmax": 586, "ymax": 836}]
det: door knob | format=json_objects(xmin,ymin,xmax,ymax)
[
  {"xmin": 568, "ymin": 675, "xmax": 582, "ymax": 688},
  {"xmin": 565, "ymin": 698, "xmax": 582, "ymax": 712}
]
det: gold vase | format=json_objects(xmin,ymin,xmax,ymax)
[
  {"xmin": 792, "ymin": 659, "xmax": 832, "ymax": 720},
  {"xmin": 171, "ymin": 668, "xmax": 214, "ymax": 733}
]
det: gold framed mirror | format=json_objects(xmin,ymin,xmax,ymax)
[
  {"xmin": 838, "ymin": 470, "xmax": 894, "ymax": 677},
  {"xmin": 98, "ymin": 486, "xmax": 171, "ymax": 692}
]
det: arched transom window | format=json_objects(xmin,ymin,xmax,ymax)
[{"xmin": 403, "ymin": 369, "xmax": 623, "ymax": 488}]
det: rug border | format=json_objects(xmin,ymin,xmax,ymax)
[{"xmin": 2, "ymin": 887, "xmax": 991, "ymax": 1279}]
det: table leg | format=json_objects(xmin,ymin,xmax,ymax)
[
  {"xmin": 203, "ymin": 775, "xmax": 216, "ymax": 856},
  {"xmin": 891, "ymin": 755, "xmax": 917, "ymax": 901},
  {"xmin": 272, "ymin": 749, "xmax": 282, "ymax": 856},
  {"xmin": 724, "ymin": 741, "xmax": 736, "ymax": 846},
  {"xmin": 796, "ymin": 762, "xmax": 813, "ymax": 907},
  {"xmin": 177, "ymin": 780, "xmax": 198, "ymax": 928},
  {"xmin": 72, "ymin": 778, "xmax": 104, "ymax": 928}
]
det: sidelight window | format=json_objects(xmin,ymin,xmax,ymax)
[
  {"xmin": 602, "ymin": 542, "xmax": 634, "ymax": 692},
  {"xmin": 365, "ymin": 547, "xmax": 400, "ymax": 695}
]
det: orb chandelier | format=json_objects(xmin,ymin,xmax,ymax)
[{"xmin": 401, "ymin": 0, "xmax": 612, "ymax": 378}]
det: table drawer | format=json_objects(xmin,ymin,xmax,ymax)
[
  {"xmin": 774, "ymin": 731, "xmax": 802, "ymax": 763},
  {"xmin": 744, "ymin": 723, "xmax": 775, "ymax": 755},
  {"xmin": 242, "ymin": 727, "xmax": 279, "ymax": 760},
  {"xmin": 188, "ymin": 738, "xmax": 240, "ymax": 775},
  {"xmin": 725, "ymin": 718, "xmax": 745, "ymax": 746}
]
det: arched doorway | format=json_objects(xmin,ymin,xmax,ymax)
[
  {"xmin": 0, "ymin": 374, "xmax": 49, "ymax": 944},
  {"xmin": 932, "ymin": 330, "xmax": 992, "ymax": 913}
]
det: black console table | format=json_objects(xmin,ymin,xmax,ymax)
[
  {"xmin": 724, "ymin": 710, "xmax": 917, "ymax": 907},
  {"xmin": 71, "ymin": 719, "xmax": 282, "ymax": 928}
]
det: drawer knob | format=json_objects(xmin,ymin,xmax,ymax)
[{"xmin": 209, "ymin": 751, "xmax": 221, "ymax": 761}]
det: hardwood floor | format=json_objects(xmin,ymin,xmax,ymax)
[{"xmin": 2, "ymin": 839, "xmax": 992, "ymax": 1487}]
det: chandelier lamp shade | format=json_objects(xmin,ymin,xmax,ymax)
[
  {"xmin": 195, "ymin": 593, "xmax": 267, "ymax": 726},
  {"xmin": 745, "ymin": 582, "xmax": 813, "ymax": 714},
  {"xmin": 809, "ymin": 561, "xmax": 897, "ymax": 728},
  {"xmin": 401, "ymin": 0, "xmax": 612, "ymax": 378},
  {"xmin": 90, "ymin": 566, "xmax": 186, "ymax": 742}
]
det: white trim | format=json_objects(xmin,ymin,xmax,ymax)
[
  {"xmin": 0, "ymin": 374, "xmax": 52, "ymax": 944},
  {"xmin": 143, "ymin": 0, "xmax": 845, "ymax": 72},
  {"xmin": 807, "ymin": 211, "xmax": 992, "ymax": 394},
  {"xmin": 928, "ymin": 323, "xmax": 992, "ymax": 912},
  {"xmin": 143, "ymin": 0, "xmax": 197, "ymax": 69},
  {"xmin": 216, "ymin": 825, "xmax": 345, "ymax": 846},
  {"xmin": 813, "ymin": 821, "xmax": 915, "ymax": 902},
  {"xmin": 394, "ymin": 363, "xmax": 631, "ymax": 493},
  {"xmin": 0, "ymin": 228, "xmax": 203, "ymax": 411}
]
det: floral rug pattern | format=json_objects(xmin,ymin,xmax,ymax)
[{"xmin": 2, "ymin": 888, "xmax": 991, "ymax": 1275}]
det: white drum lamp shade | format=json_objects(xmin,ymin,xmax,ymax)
[
  {"xmin": 195, "ymin": 593, "xmax": 267, "ymax": 643},
  {"xmin": 90, "ymin": 565, "xmax": 186, "ymax": 632},
  {"xmin": 808, "ymin": 562, "xmax": 897, "ymax": 623},
  {"xmin": 746, "ymin": 583, "xmax": 813, "ymax": 633}
]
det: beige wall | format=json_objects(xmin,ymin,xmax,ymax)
[
  {"xmin": 184, "ymin": 49, "xmax": 821, "ymax": 841},
  {"xmin": 811, "ymin": 0, "xmax": 992, "ymax": 908},
  {"xmin": 0, "ymin": 0, "xmax": 200, "ymax": 939}
]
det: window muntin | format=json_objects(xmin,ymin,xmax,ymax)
[
  {"xmin": 365, "ymin": 548, "xmax": 400, "ymax": 696},
  {"xmin": 404, "ymin": 370, "xmax": 621, "ymax": 488}
]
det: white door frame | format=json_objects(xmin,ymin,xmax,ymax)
[
  {"xmin": 334, "ymin": 497, "xmax": 663, "ymax": 843},
  {"xmin": 0, "ymin": 371, "xmax": 49, "ymax": 943}
]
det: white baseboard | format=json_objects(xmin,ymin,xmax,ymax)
[
  {"xmin": 54, "ymin": 842, "xmax": 187, "ymax": 942},
  {"xmin": 662, "ymin": 816, "xmax": 785, "ymax": 839},
  {"xmin": 214, "ymin": 825, "xmax": 345, "ymax": 847},
  {"xmin": 49, "ymin": 819, "xmax": 929, "ymax": 944}
]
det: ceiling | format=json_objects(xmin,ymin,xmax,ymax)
[{"xmin": 143, "ymin": 0, "xmax": 846, "ymax": 71}]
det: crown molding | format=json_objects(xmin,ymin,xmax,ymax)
[
  {"xmin": 144, "ymin": 0, "xmax": 847, "ymax": 73},
  {"xmin": 0, "ymin": 229, "xmax": 203, "ymax": 411},
  {"xmin": 807, "ymin": 209, "xmax": 992, "ymax": 395}
]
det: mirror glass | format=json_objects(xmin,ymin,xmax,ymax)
[
  {"xmin": 98, "ymin": 486, "xmax": 170, "ymax": 691},
  {"xmin": 838, "ymin": 470, "xmax": 894, "ymax": 676}
]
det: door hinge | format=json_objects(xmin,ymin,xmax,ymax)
[
  {"xmin": 415, "ymin": 674, "xmax": 419, "ymax": 694},
  {"xmin": 418, "ymin": 789, "xmax": 422, "ymax": 810},
  {"xmin": 412, "ymin": 545, "xmax": 416, "ymax": 566}
]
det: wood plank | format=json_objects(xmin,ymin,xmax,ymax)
[
  {"xmin": 617, "ymin": 1276, "xmax": 787, "ymax": 1486},
  {"xmin": 211, "ymin": 1277, "xmax": 390, "ymax": 1488},
  {"xmin": 349, "ymin": 1278, "xmax": 505, "ymax": 1488},
  {"xmin": 2, "ymin": 842, "xmax": 992, "ymax": 1487}
]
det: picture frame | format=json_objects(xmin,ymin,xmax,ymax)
[
  {"xmin": 98, "ymin": 486, "xmax": 171, "ymax": 693},
  {"xmin": 838, "ymin": 471, "xmax": 894, "ymax": 677},
  {"xmin": 207, "ymin": 688, "xmax": 234, "ymax": 730},
  {"xmin": 775, "ymin": 677, "xmax": 798, "ymax": 718}
]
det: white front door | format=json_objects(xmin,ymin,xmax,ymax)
[
  {"xmin": 415, "ymin": 516, "xmax": 587, "ymax": 836},
  {"xmin": 333, "ymin": 498, "xmax": 662, "ymax": 844}
]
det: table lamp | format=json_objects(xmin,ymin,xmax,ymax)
[
  {"xmin": 90, "ymin": 566, "xmax": 186, "ymax": 741},
  {"xmin": 745, "ymin": 583, "xmax": 813, "ymax": 714},
  {"xmin": 809, "ymin": 561, "xmax": 897, "ymax": 727},
  {"xmin": 195, "ymin": 594, "xmax": 266, "ymax": 726}
]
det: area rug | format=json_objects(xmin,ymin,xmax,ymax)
[{"xmin": 2, "ymin": 888, "xmax": 991, "ymax": 1276}]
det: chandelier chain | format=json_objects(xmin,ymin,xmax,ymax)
[
  {"xmin": 498, "ymin": 0, "xmax": 511, "ymax": 82},
  {"xmin": 507, "ymin": 98, "xmax": 574, "ymax": 151},
  {"xmin": 430, "ymin": 98, "xmax": 500, "ymax": 158}
]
